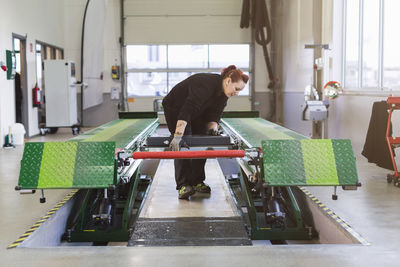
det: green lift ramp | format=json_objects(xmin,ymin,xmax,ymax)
[
  {"xmin": 220, "ymin": 117, "xmax": 359, "ymax": 240},
  {"xmin": 15, "ymin": 112, "xmax": 359, "ymax": 243},
  {"xmin": 16, "ymin": 115, "xmax": 159, "ymax": 242}
]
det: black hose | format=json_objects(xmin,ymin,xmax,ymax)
[
  {"xmin": 254, "ymin": 0, "xmax": 271, "ymax": 45},
  {"xmin": 240, "ymin": 0, "xmax": 277, "ymax": 121},
  {"xmin": 240, "ymin": 0, "xmax": 251, "ymax": 28},
  {"xmin": 254, "ymin": 0, "xmax": 275, "ymax": 88},
  {"xmin": 80, "ymin": 0, "xmax": 91, "ymax": 127},
  {"xmin": 240, "ymin": 0, "xmax": 275, "ymax": 89}
]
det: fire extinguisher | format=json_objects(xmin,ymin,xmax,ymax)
[{"xmin": 32, "ymin": 83, "xmax": 41, "ymax": 107}]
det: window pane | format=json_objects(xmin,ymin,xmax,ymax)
[
  {"xmin": 345, "ymin": 0, "xmax": 360, "ymax": 88},
  {"xmin": 127, "ymin": 72, "xmax": 167, "ymax": 96},
  {"xmin": 362, "ymin": 0, "xmax": 380, "ymax": 87},
  {"xmin": 15, "ymin": 53, "xmax": 21, "ymax": 73},
  {"xmin": 126, "ymin": 45, "xmax": 167, "ymax": 69},
  {"xmin": 13, "ymin": 39, "xmax": 20, "ymax": 51},
  {"xmin": 209, "ymin": 44, "xmax": 250, "ymax": 69},
  {"xmin": 36, "ymin": 53, "xmax": 42, "ymax": 88},
  {"xmin": 384, "ymin": 0, "xmax": 400, "ymax": 88},
  {"xmin": 168, "ymin": 45, "xmax": 208, "ymax": 68}
]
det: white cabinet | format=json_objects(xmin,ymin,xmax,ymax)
[{"xmin": 44, "ymin": 60, "xmax": 78, "ymax": 127}]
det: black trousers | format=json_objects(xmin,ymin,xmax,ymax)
[{"xmin": 164, "ymin": 106, "xmax": 208, "ymax": 190}]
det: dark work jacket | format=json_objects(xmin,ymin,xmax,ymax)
[{"xmin": 162, "ymin": 73, "xmax": 228, "ymax": 123}]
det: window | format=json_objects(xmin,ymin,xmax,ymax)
[
  {"xmin": 344, "ymin": 0, "xmax": 400, "ymax": 89},
  {"xmin": 383, "ymin": 0, "xmax": 400, "ymax": 88},
  {"xmin": 126, "ymin": 44, "xmax": 251, "ymax": 96},
  {"xmin": 13, "ymin": 38, "xmax": 21, "ymax": 73}
]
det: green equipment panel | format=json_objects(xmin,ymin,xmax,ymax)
[
  {"xmin": 18, "ymin": 118, "xmax": 158, "ymax": 190},
  {"xmin": 18, "ymin": 142, "xmax": 115, "ymax": 189},
  {"xmin": 221, "ymin": 118, "xmax": 359, "ymax": 186},
  {"xmin": 71, "ymin": 119, "xmax": 158, "ymax": 149},
  {"xmin": 221, "ymin": 118, "xmax": 307, "ymax": 148},
  {"xmin": 262, "ymin": 139, "xmax": 358, "ymax": 186}
]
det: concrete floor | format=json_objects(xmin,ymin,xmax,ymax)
[
  {"xmin": 1, "ymin": 129, "xmax": 400, "ymax": 266},
  {"xmin": 140, "ymin": 158, "xmax": 238, "ymax": 218}
]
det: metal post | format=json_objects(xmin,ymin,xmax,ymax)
[
  {"xmin": 250, "ymin": 28, "xmax": 256, "ymax": 112},
  {"xmin": 120, "ymin": 0, "xmax": 126, "ymax": 111},
  {"xmin": 312, "ymin": 0, "xmax": 323, "ymax": 139}
]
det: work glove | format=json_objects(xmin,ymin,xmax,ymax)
[
  {"xmin": 208, "ymin": 127, "xmax": 222, "ymax": 136},
  {"xmin": 169, "ymin": 134, "xmax": 190, "ymax": 151}
]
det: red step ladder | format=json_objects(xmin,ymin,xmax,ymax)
[{"xmin": 386, "ymin": 95, "xmax": 400, "ymax": 187}]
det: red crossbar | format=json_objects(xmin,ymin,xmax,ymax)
[{"xmin": 132, "ymin": 150, "xmax": 245, "ymax": 159}]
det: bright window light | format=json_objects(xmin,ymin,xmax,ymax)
[
  {"xmin": 344, "ymin": 0, "xmax": 360, "ymax": 88},
  {"xmin": 126, "ymin": 44, "xmax": 251, "ymax": 96},
  {"xmin": 344, "ymin": 0, "xmax": 400, "ymax": 89},
  {"xmin": 127, "ymin": 72, "xmax": 168, "ymax": 96},
  {"xmin": 362, "ymin": 0, "xmax": 380, "ymax": 87},
  {"xmin": 383, "ymin": 0, "xmax": 400, "ymax": 88},
  {"xmin": 126, "ymin": 45, "xmax": 167, "ymax": 69}
]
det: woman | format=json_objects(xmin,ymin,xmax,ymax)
[{"xmin": 162, "ymin": 65, "xmax": 249, "ymax": 199}]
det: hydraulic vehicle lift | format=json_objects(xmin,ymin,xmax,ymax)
[{"xmin": 15, "ymin": 112, "xmax": 360, "ymax": 243}]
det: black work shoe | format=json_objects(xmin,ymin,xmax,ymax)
[
  {"xmin": 178, "ymin": 185, "xmax": 195, "ymax": 199},
  {"xmin": 194, "ymin": 182, "xmax": 211, "ymax": 193}
]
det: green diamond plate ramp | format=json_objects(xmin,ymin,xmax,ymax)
[
  {"xmin": 37, "ymin": 142, "xmax": 78, "ymax": 188},
  {"xmin": 18, "ymin": 142, "xmax": 115, "ymax": 189},
  {"xmin": 18, "ymin": 143, "xmax": 44, "ymax": 189},
  {"xmin": 262, "ymin": 139, "xmax": 358, "ymax": 186},
  {"xmin": 71, "ymin": 119, "xmax": 158, "ymax": 149},
  {"xmin": 221, "ymin": 118, "xmax": 307, "ymax": 148},
  {"xmin": 331, "ymin": 139, "xmax": 359, "ymax": 185},
  {"xmin": 73, "ymin": 142, "xmax": 116, "ymax": 187}
]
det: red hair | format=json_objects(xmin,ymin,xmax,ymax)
[{"xmin": 221, "ymin": 65, "xmax": 249, "ymax": 84}]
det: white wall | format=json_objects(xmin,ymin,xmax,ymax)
[
  {"xmin": 0, "ymin": 0, "xmax": 120, "ymax": 144},
  {"xmin": 63, "ymin": 0, "xmax": 120, "ymax": 95},
  {"xmin": 278, "ymin": 0, "xmax": 315, "ymax": 135},
  {"xmin": 279, "ymin": 0, "xmax": 399, "ymax": 157},
  {"xmin": 0, "ymin": 0, "xmax": 65, "ymax": 146}
]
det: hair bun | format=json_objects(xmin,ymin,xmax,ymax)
[{"xmin": 221, "ymin": 65, "xmax": 237, "ymax": 76}]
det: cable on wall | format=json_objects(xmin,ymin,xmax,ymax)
[
  {"xmin": 240, "ymin": 0, "xmax": 277, "ymax": 121},
  {"xmin": 79, "ymin": 0, "xmax": 91, "ymax": 126},
  {"xmin": 241, "ymin": 0, "xmax": 275, "ymax": 89}
]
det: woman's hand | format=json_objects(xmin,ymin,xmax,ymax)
[
  {"xmin": 207, "ymin": 122, "xmax": 220, "ymax": 136},
  {"xmin": 169, "ymin": 134, "xmax": 189, "ymax": 151}
]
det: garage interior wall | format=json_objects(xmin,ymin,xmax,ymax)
[
  {"xmin": 278, "ymin": 0, "xmax": 399, "ymax": 157},
  {"xmin": 0, "ymin": 0, "xmax": 395, "ymax": 158},
  {"xmin": 63, "ymin": 0, "xmax": 121, "ymax": 126},
  {"xmin": 79, "ymin": 0, "xmax": 273, "ymax": 125},
  {"xmin": 124, "ymin": 0, "xmax": 258, "ymax": 113},
  {"xmin": 0, "ymin": 0, "xmax": 65, "ymax": 147}
]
